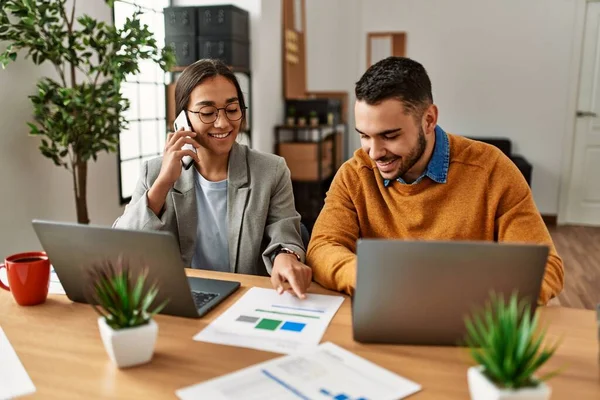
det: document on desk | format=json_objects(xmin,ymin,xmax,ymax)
[
  {"xmin": 194, "ymin": 287, "xmax": 344, "ymax": 354},
  {"xmin": 0, "ymin": 327, "xmax": 36, "ymax": 400},
  {"xmin": 176, "ymin": 341, "xmax": 421, "ymax": 400}
]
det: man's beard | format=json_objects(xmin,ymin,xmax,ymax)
[{"xmin": 377, "ymin": 127, "xmax": 427, "ymax": 181}]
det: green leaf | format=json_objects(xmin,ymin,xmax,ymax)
[
  {"xmin": 27, "ymin": 122, "xmax": 40, "ymax": 135},
  {"xmin": 150, "ymin": 298, "xmax": 170, "ymax": 317},
  {"xmin": 87, "ymin": 258, "xmax": 168, "ymax": 329},
  {"xmin": 463, "ymin": 292, "xmax": 564, "ymax": 388},
  {"xmin": 131, "ymin": 271, "xmax": 146, "ymax": 310}
]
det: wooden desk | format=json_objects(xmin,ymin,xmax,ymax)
[{"xmin": 1, "ymin": 269, "xmax": 599, "ymax": 399}]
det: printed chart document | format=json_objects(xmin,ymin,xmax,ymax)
[
  {"xmin": 0, "ymin": 327, "xmax": 36, "ymax": 400},
  {"xmin": 194, "ymin": 287, "xmax": 344, "ymax": 354},
  {"xmin": 176, "ymin": 342, "xmax": 421, "ymax": 400}
]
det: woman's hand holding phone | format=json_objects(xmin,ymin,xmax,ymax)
[
  {"xmin": 157, "ymin": 129, "xmax": 201, "ymax": 187},
  {"xmin": 147, "ymin": 129, "xmax": 200, "ymax": 217}
]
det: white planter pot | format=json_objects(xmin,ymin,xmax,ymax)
[
  {"xmin": 468, "ymin": 366, "xmax": 551, "ymax": 400},
  {"xmin": 98, "ymin": 317, "xmax": 158, "ymax": 368}
]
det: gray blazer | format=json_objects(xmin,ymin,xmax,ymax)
[{"xmin": 113, "ymin": 143, "xmax": 305, "ymax": 276}]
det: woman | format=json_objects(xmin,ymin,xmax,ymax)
[{"xmin": 114, "ymin": 59, "xmax": 311, "ymax": 298}]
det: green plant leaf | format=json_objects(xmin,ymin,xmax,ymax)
[
  {"xmin": 131, "ymin": 271, "xmax": 146, "ymax": 311},
  {"xmin": 87, "ymin": 258, "xmax": 168, "ymax": 329},
  {"xmin": 463, "ymin": 292, "xmax": 563, "ymax": 389}
]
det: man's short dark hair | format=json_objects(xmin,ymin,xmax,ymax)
[{"xmin": 355, "ymin": 56, "xmax": 433, "ymax": 115}]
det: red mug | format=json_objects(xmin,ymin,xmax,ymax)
[{"xmin": 0, "ymin": 251, "xmax": 50, "ymax": 306}]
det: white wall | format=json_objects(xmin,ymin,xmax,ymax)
[
  {"xmin": 255, "ymin": 0, "xmax": 283, "ymax": 153},
  {"xmin": 173, "ymin": 0, "xmax": 282, "ymax": 153},
  {"xmin": 0, "ymin": 0, "xmax": 124, "ymax": 258},
  {"xmin": 305, "ymin": 0, "xmax": 361, "ymax": 158},
  {"xmin": 314, "ymin": 0, "xmax": 578, "ymax": 215}
]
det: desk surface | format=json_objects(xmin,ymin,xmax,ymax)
[{"xmin": 1, "ymin": 269, "xmax": 598, "ymax": 399}]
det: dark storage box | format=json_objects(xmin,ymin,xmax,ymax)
[
  {"xmin": 164, "ymin": 7, "xmax": 197, "ymax": 36},
  {"xmin": 197, "ymin": 5, "xmax": 249, "ymax": 41},
  {"xmin": 166, "ymin": 35, "xmax": 197, "ymax": 67},
  {"xmin": 197, "ymin": 37, "xmax": 250, "ymax": 71}
]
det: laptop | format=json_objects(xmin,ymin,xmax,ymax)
[
  {"xmin": 352, "ymin": 239, "xmax": 549, "ymax": 345},
  {"xmin": 32, "ymin": 220, "xmax": 240, "ymax": 318}
]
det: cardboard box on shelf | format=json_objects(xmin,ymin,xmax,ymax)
[
  {"xmin": 278, "ymin": 140, "xmax": 334, "ymax": 181},
  {"xmin": 285, "ymin": 158, "xmax": 333, "ymax": 181},
  {"xmin": 278, "ymin": 139, "xmax": 333, "ymax": 162}
]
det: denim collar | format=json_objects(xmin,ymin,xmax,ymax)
[{"xmin": 384, "ymin": 125, "xmax": 450, "ymax": 187}]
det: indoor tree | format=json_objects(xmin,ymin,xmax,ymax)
[{"xmin": 0, "ymin": 0, "xmax": 175, "ymax": 223}]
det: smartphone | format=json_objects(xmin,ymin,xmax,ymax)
[{"xmin": 173, "ymin": 110, "xmax": 196, "ymax": 170}]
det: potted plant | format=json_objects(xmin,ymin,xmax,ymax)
[
  {"xmin": 0, "ymin": 0, "xmax": 175, "ymax": 224},
  {"xmin": 465, "ymin": 292, "xmax": 561, "ymax": 400},
  {"xmin": 309, "ymin": 110, "xmax": 319, "ymax": 127},
  {"xmin": 297, "ymin": 115, "xmax": 307, "ymax": 127},
  {"xmin": 88, "ymin": 258, "xmax": 168, "ymax": 368},
  {"xmin": 286, "ymin": 106, "xmax": 296, "ymax": 126}
]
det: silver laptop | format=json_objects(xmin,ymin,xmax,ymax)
[
  {"xmin": 32, "ymin": 220, "xmax": 240, "ymax": 318},
  {"xmin": 352, "ymin": 239, "xmax": 549, "ymax": 345}
]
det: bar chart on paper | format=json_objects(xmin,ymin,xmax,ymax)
[
  {"xmin": 319, "ymin": 388, "xmax": 369, "ymax": 400},
  {"xmin": 176, "ymin": 342, "xmax": 422, "ymax": 400},
  {"xmin": 194, "ymin": 287, "xmax": 344, "ymax": 354}
]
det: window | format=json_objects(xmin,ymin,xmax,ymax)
[{"xmin": 113, "ymin": 0, "xmax": 171, "ymax": 204}]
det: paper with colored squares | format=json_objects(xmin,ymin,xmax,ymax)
[{"xmin": 194, "ymin": 287, "xmax": 344, "ymax": 354}]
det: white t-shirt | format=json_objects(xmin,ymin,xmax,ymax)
[{"xmin": 190, "ymin": 171, "xmax": 230, "ymax": 272}]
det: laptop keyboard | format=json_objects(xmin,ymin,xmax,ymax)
[{"xmin": 191, "ymin": 291, "xmax": 219, "ymax": 309}]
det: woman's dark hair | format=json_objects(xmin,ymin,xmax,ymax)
[
  {"xmin": 175, "ymin": 59, "xmax": 246, "ymax": 119},
  {"xmin": 355, "ymin": 56, "xmax": 433, "ymax": 116}
]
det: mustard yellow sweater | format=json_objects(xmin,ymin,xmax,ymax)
[{"xmin": 307, "ymin": 134, "xmax": 564, "ymax": 305}]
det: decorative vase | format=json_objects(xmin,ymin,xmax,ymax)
[
  {"xmin": 98, "ymin": 317, "xmax": 158, "ymax": 368},
  {"xmin": 467, "ymin": 366, "xmax": 551, "ymax": 400}
]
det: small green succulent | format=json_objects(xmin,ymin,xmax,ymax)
[
  {"xmin": 88, "ymin": 258, "xmax": 168, "ymax": 330},
  {"xmin": 464, "ymin": 292, "xmax": 562, "ymax": 389}
]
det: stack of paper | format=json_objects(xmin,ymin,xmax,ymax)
[
  {"xmin": 0, "ymin": 327, "xmax": 36, "ymax": 400},
  {"xmin": 194, "ymin": 287, "xmax": 344, "ymax": 354},
  {"xmin": 177, "ymin": 342, "xmax": 421, "ymax": 400}
]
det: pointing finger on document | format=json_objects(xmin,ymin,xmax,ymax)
[{"xmin": 270, "ymin": 253, "xmax": 312, "ymax": 299}]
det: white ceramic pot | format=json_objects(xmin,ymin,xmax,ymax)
[
  {"xmin": 98, "ymin": 317, "xmax": 158, "ymax": 368},
  {"xmin": 468, "ymin": 366, "xmax": 551, "ymax": 400}
]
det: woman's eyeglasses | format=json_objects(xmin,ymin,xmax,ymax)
[{"xmin": 187, "ymin": 103, "xmax": 247, "ymax": 124}]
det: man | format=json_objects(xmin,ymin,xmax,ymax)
[{"xmin": 306, "ymin": 56, "xmax": 563, "ymax": 304}]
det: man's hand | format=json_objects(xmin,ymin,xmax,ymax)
[{"xmin": 271, "ymin": 253, "xmax": 312, "ymax": 299}]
